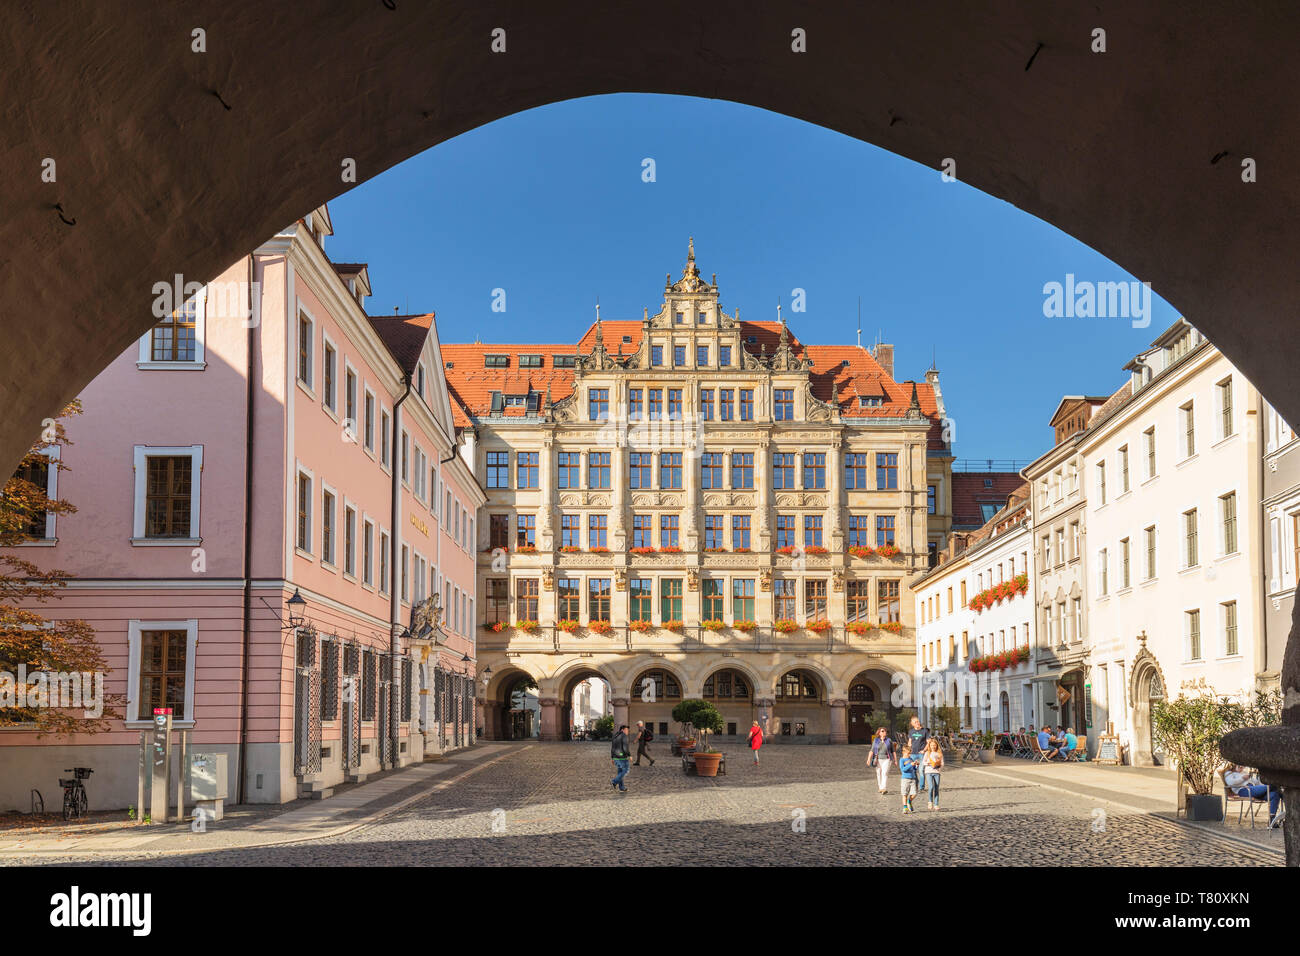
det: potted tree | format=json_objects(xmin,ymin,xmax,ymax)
[
  {"xmin": 673, "ymin": 699, "xmax": 726, "ymax": 776},
  {"xmin": 977, "ymin": 730, "xmax": 996, "ymax": 763},
  {"xmin": 671, "ymin": 698, "xmax": 698, "ymax": 753},
  {"xmin": 1152, "ymin": 691, "xmax": 1234, "ymax": 821}
]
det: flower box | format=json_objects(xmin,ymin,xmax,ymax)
[
  {"xmin": 556, "ymin": 619, "xmax": 580, "ymax": 633},
  {"xmin": 589, "ymin": 546, "xmax": 610, "ymax": 554},
  {"xmin": 658, "ymin": 546, "xmax": 682, "ymax": 554},
  {"xmin": 514, "ymin": 544, "xmax": 537, "ymax": 554},
  {"xmin": 663, "ymin": 619, "xmax": 684, "ymax": 632},
  {"xmin": 516, "ymin": 620, "xmax": 539, "ymax": 634},
  {"xmin": 804, "ymin": 545, "xmax": 828, "ymax": 555},
  {"xmin": 704, "ymin": 546, "xmax": 727, "ymax": 553},
  {"xmin": 733, "ymin": 547, "xmax": 751, "ymax": 554},
  {"xmin": 486, "ymin": 621, "xmax": 505, "ymax": 633},
  {"xmin": 559, "ymin": 545, "xmax": 582, "ymax": 553},
  {"xmin": 629, "ymin": 546, "xmax": 656, "ymax": 555},
  {"xmin": 846, "ymin": 621, "xmax": 870, "ymax": 635},
  {"xmin": 848, "ymin": 546, "xmax": 875, "ymax": 559},
  {"xmin": 732, "ymin": 620, "xmax": 758, "ymax": 632},
  {"xmin": 773, "ymin": 618, "xmax": 798, "ymax": 633},
  {"xmin": 700, "ymin": 619, "xmax": 725, "ymax": 632},
  {"xmin": 588, "ymin": 620, "xmax": 613, "ymax": 635},
  {"xmin": 775, "ymin": 546, "xmax": 797, "ymax": 556},
  {"xmin": 875, "ymin": 545, "xmax": 901, "ymax": 558},
  {"xmin": 629, "ymin": 618, "xmax": 653, "ymax": 633},
  {"xmin": 878, "ymin": 621, "xmax": 903, "ymax": 634},
  {"xmin": 805, "ymin": 619, "xmax": 831, "ymax": 633}
]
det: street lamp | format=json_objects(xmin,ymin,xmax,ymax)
[{"xmin": 285, "ymin": 589, "xmax": 307, "ymax": 630}]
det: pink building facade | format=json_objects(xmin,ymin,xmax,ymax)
[{"xmin": 0, "ymin": 205, "xmax": 484, "ymax": 809}]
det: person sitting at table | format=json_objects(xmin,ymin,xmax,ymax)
[
  {"xmin": 1037, "ymin": 725, "xmax": 1060, "ymax": 759},
  {"xmin": 1224, "ymin": 763, "xmax": 1282, "ymax": 823},
  {"xmin": 1060, "ymin": 727, "xmax": 1078, "ymax": 760}
]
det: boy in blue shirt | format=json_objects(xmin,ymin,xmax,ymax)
[{"xmin": 899, "ymin": 745, "xmax": 919, "ymax": 813}]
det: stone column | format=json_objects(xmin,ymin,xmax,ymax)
[
  {"xmin": 612, "ymin": 696, "xmax": 630, "ymax": 734},
  {"xmin": 829, "ymin": 698, "xmax": 849, "ymax": 744},
  {"xmin": 756, "ymin": 436, "xmax": 772, "ymax": 552},
  {"xmin": 539, "ymin": 697, "xmax": 561, "ymax": 741},
  {"xmin": 539, "ymin": 437, "xmax": 555, "ymax": 551},
  {"xmin": 827, "ymin": 436, "xmax": 844, "ymax": 552},
  {"xmin": 757, "ymin": 697, "xmax": 776, "ymax": 736}
]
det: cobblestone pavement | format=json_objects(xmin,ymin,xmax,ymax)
[{"xmin": 8, "ymin": 743, "xmax": 1284, "ymax": 866}]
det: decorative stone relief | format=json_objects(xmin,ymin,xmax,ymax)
[
  {"xmin": 542, "ymin": 569, "xmax": 554, "ymax": 590},
  {"xmin": 615, "ymin": 570, "xmax": 627, "ymax": 590},
  {"xmin": 760, "ymin": 568, "xmax": 773, "ymax": 591},
  {"xmin": 687, "ymin": 568, "xmax": 699, "ymax": 591}
]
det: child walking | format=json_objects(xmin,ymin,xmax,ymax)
[
  {"xmin": 898, "ymin": 745, "xmax": 919, "ymax": 814},
  {"xmin": 923, "ymin": 738, "xmax": 944, "ymax": 810}
]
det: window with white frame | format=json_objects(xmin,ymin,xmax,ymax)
[
  {"xmin": 363, "ymin": 389, "xmax": 376, "ymax": 453},
  {"xmin": 296, "ymin": 470, "xmax": 312, "ymax": 553},
  {"xmin": 344, "ymin": 364, "xmax": 358, "ymax": 440},
  {"xmin": 1183, "ymin": 508, "xmax": 1199, "ymax": 567},
  {"xmin": 127, "ymin": 619, "xmax": 198, "ymax": 727},
  {"xmin": 140, "ymin": 286, "xmax": 206, "ymax": 369},
  {"xmin": 1220, "ymin": 491, "xmax": 1238, "ymax": 555},
  {"xmin": 1186, "ymin": 608, "xmax": 1202, "ymax": 661},
  {"xmin": 1143, "ymin": 427, "xmax": 1156, "ymax": 479},
  {"xmin": 380, "ymin": 409, "xmax": 391, "ymax": 467},
  {"xmin": 321, "ymin": 486, "xmax": 337, "ymax": 566},
  {"xmin": 362, "ymin": 518, "xmax": 374, "ymax": 587},
  {"xmin": 12, "ymin": 444, "xmax": 60, "ymax": 541},
  {"xmin": 379, "ymin": 529, "xmax": 390, "ymax": 595},
  {"xmin": 1096, "ymin": 460, "xmax": 1106, "ymax": 505},
  {"xmin": 401, "ymin": 544, "xmax": 409, "ymax": 602},
  {"xmin": 1098, "ymin": 548, "xmax": 1109, "ymax": 595},
  {"xmin": 1179, "ymin": 401, "xmax": 1195, "ymax": 458},
  {"xmin": 1217, "ymin": 377, "xmax": 1234, "ymax": 439},
  {"xmin": 343, "ymin": 504, "xmax": 357, "ymax": 577},
  {"xmin": 132, "ymin": 445, "xmax": 203, "ymax": 544},
  {"xmin": 322, "ymin": 338, "xmax": 338, "ymax": 414},
  {"xmin": 1221, "ymin": 600, "xmax": 1238, "ymax": 657}
]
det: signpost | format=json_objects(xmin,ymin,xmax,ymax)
[{"xmin": 151, "ymin": 707, "xmax": 172, "ymax": 823}]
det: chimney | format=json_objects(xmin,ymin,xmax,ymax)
[{"xmin": 874, "ymin": 343, "xmax": 895, "ymax": 379}]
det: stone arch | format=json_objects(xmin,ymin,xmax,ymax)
[
  {"xmin": 482, "ymin": 663, "xmax": 542, "ymax": 741},
  {"xmin": 615, "ymin": 656, "xmax": 690, "ymax": 700},
  {"xmin": 1129, "ymin": 646, "xmax": 1169, "ymax": 767},
  {"xmin": 773, "ymin": 658, "xmax": 839, "ymax": 699},
  {"xmin": 693, "ymin": 659, "xmax": 765, "ymax": 700},
  {"xmin": 547, "ymin": 658, "xmax": 618, "ymax": 700}
]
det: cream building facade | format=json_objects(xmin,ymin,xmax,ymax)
[
  {"xmin": 1080, "ymin": 320, "xmax": 1265, "ymax": 765},
  {"xmin": 913, "ymin": 485, "xmax": 1036, "ymax": 735},
  {"xmin": 444, "ymin": 244, "xmax": 952, "ymax": 744}
]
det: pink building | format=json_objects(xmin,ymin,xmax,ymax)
[{"xmin": 0, "ymin": 204, "xmax": 485, "ymax": 809}]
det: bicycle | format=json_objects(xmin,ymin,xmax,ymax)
[{"xmin": 60, "ymin": 767, "xmax": 93, "ymax": 821}]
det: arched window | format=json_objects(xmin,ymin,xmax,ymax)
[
  {"xmin": 775, "ymin": 670, "xmax": 819, "ymax": 700},
  {"xmin": 703, "ymin": 669, "xmax": 750, "ymax": 699},
  {"xmin": 633, "ymin": 669, "xmax": 680, "ymax": 700},
  {"xmin": 848, "ymin": 683, "xmax": 875, "ymax": 703},
  {"xmin": 999, "ymin": 691, "xmax": 1010, "ymax": 733}
]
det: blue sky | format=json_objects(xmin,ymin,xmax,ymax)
[{"xmin": 326, "ymin": 93, "xmax": 1180, "ymax": 463}]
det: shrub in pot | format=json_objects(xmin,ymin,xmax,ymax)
[
  {"xmin": 1152, "ymin": 691, "xmax": 1238, "ymax": 822},
  {"xmin": 672, "ymin": 699, "xmax": 725, "ymax": 776}
]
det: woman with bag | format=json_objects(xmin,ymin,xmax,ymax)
[
  {"xmin": 868, "ymin": 725, "xmax": 894, "ymax": 794},
  {"xmin": 748, "ymin": 720, "xmax": 764, "ymax": 766},
  {"xmin": 923, "ymin": 737, "xmax": 945, "ymax": 810}
]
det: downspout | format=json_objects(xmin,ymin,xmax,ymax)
[
  {"xmin": 438, "ymin": 444, "xmax": 460, "ymax": 750},
  {"xmin": 237, "ymin": 254, "xmax": 256, "ymax": 804},
  {"xmin": 1253, "ymin": 389, "xmax": 1269, "ymax": 679},
  {"xmin": 389, "ymin": 373, "xmax": 414, "ymax": 769}
]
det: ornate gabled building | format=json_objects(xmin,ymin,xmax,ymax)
[{"xmin": 444, "ymin": 242, "xmax": 953, "ymax": 744}]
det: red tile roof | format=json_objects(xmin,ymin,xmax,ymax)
[
  {"xmin": 441, "ymin": 321, "xmax": 944, "ymax": 444},
  {"xmin": 951, "ymin": 472, "xmax": 1028, "ymax": 530},
  {"xmin": 367, "ymin": 313, "xmax": 434, "ymax": 376}
]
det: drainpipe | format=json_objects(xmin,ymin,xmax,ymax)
[
  {"xmin": 438, "ymin": 444, "xmax": 460, "ymax": 750},
  {"xmin": 237, "ymin": 254, "xmax": 256, "ymax": 804},
  {"xmin": 389, "ymin": 373, "xmax": 414, "ymax": 769},
  {"xmin": 1252, "ymin": 389, "xmax": 1268, "ymax": 678}
]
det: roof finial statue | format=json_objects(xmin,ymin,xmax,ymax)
[
  {"xmin": 688, "ymin": 236, "xmax": 695, "ymax": 263},
  {"xmin": 909, "ymin": 381, "xmax": 921, "ymax": 411},
  {"xmin": 594, "ymin": 300, "xmax": 604, "ymax": 350}
]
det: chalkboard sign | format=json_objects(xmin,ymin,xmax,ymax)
[
  {"xmin": 1084, "ymin": 683, "xmax": 1093, "ymax": 730},
  {"xmin": 1094, "ymin": 733, "xmax": 1121, "ymax": 765}
]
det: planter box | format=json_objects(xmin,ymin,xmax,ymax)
[{"xmin": 1185, "ymin": 793, "xmax": 1224, "ymax": 821}]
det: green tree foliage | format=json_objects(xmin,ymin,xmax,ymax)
[{"xmin": 0, "ymin": 403, "xmax": 120, "ymax": 734}]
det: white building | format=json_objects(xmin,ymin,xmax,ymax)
[
  {"xmin": 912, "ymin": 483, "xmax": 1036, "ymax": 734},
  {"xmin": 1079, "ymin": 319, "xmax": 1264, "ymax": 765}
]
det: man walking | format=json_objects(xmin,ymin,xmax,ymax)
[
  {"xmin": 610, "ymin": 723, "xmax": 632, "ymax": 792},
  {"xmin": 633, "ymin": 720, "xmax": 656, "ymax": 766}
]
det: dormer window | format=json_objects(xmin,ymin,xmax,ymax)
[
  {"xmin": 553, "ymin": 355, "xmax": 576, "ymax": 368},
  {"xmin": 518, "ymin": 354, "xmax": 542, "ymax": 368},
  {"xmin": 859, "ymin": 397, "xmax": 882, "ymax": 408},
  {"xmin": 484, "ymin": 355, "xmax": 509, "ymax": 368},
  {"xmin": 622, "ymin": 335, "xmax": 632, "ymax": 344},
  {"xmin": 504, "ymin": 395, "xmax": 526, "ymax": 407}
]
